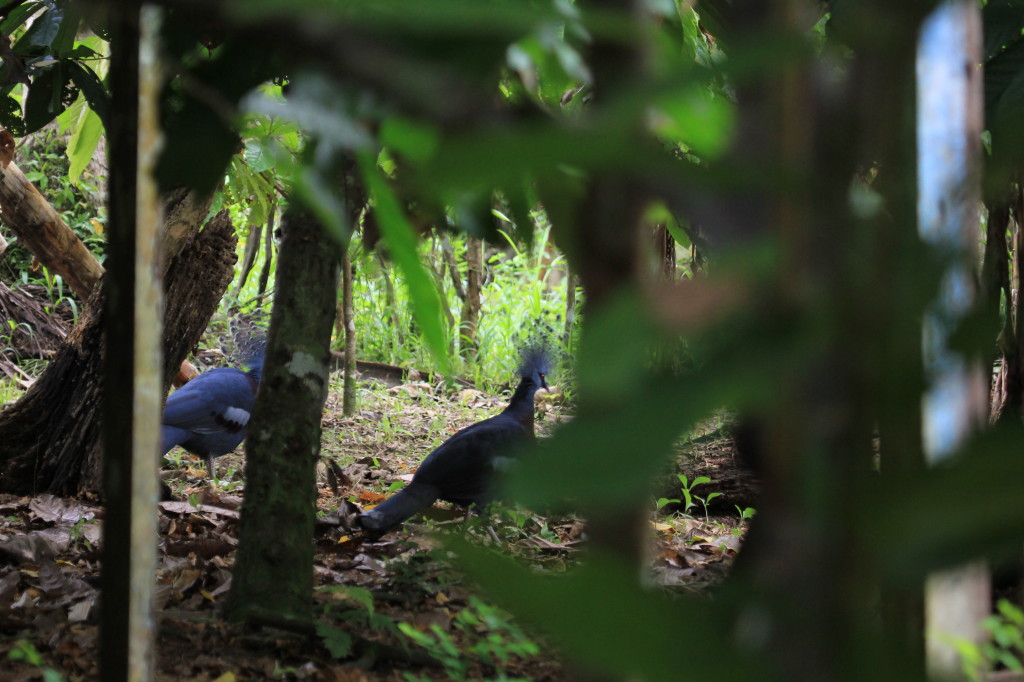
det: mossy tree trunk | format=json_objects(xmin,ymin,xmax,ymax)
[{"xmin": 227, "ymin": 206, "xmax": 340, "ymax": 623}]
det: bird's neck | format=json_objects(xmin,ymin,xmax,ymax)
[{"xmin": 502, "ymin": 378, "xmax": 538, "ymax": 428}]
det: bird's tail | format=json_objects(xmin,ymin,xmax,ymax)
[
  {"xmin": 160, "ymin": 426, "xmax": 189, "ymax": 457},
  {"xmin": 359, "ymin": 481, "xmax": 438, "ymax": 536}
]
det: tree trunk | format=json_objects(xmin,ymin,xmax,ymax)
[
  {"xmin": 564, "ymin": 270, "xmax": 577, "ymax": 349},
  {"xmin": 460, "ymin": 236, "xmax": 483, "ymax": 357},
  {"xmin": 342, "ymin": 246, "xmax": 357, "ymax": 416},
  {"xmin": 377, "ymin": 253, "xmax": 404, "ymax": 350},
  {"xmin": 987, "ymin": 199, "xmax": 1019, "ymax": 422},
  {"xmin": 256, "ymin": 207, "xmax": 276, "ymax": 303},
  {"xmin": 227, "ymin": 207, "xmax": 340, "ymax": 623},
  {"xmin": 566, "ymin": 0, "xmax": 649, "ymax": 569},
  {"xmin": 0, "ymin": 202, "xmax": 234, "ymax": 495},
  {"xmin": 100, "ymin": 8, "xmax": 161, "ymax": 676},
  {"xmin": 441, "ymin": 233, "xmax": 466, "ymax": 300},
  {"xmin": 655, "ymin": 224, "xmax": 675, "ymax": 279},
  {"xmin": 233, "ymin": 218, "xmax": 265, "ymax": 299},
  {"xmin": 426, "ymin": 240, "xmax": 455, "ymax": 353}
]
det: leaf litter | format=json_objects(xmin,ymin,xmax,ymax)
[{"xmin": 0, "ymin": 377, "xmax": 750, "ymax": 680}]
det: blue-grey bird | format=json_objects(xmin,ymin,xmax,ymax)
[{"xmin": 359, "ymin": 346, "xmax": 551, "ymax": 536}]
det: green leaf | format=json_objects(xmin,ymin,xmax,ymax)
[
  {"xmin": 66, "ymin": 104, "xmax": 102, "ymax": 185},
  {"xmin": 0, "ymin": 2, "xmax": 44, "ymax": 37},
  {"xmin": 358, "ymin": 151, "xmax": 451, "ymax": 373},
  {"xmin": 379, "ymin": 116, "xmax": 439, "ymax": 163},
  {"xmin": 651, "ymin": 85, "xmax": 734, "ymax": 158},
  {"xmin": 14, "ymin": 3, "xmax": 62, "ymax": 51},
  {"xmin": 24, "ymin": 64, "xmax": 78, "ymax": 134},
  {"xmin": 665, "ymin": 214, "xmax": 692, "ymax": 248},
  {"xmin": 314, "ymin": 621, "xmax": 353, "ymax": 659},
  {"xmin": 0, "ymin": 94, "xmax": 26, "ymax": 136},
  {"xmin": 50, "ymin": 2, "xmax": 82, "ymax": 57},
  {"xmin": 65, "ymin": 61, "xmax": 109, "ymax": 127},
  {"xmin": 244, "ymin": 138, "xmax": 276, "ymax": 173}
]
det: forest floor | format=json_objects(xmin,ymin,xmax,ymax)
[{"xmin": 0, "ymin": 373, "xmax": 754, "ymax": 682}]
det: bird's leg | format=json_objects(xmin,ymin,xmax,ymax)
[{"xmin": 206, "ymin": 454, "xmax": 216, "ymax": 483}]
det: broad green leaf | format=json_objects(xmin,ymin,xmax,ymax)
[
  {"xmin": 67, "ymin": 105, "xmax": 102, "ymax": 185},
  {"xmin": 50, "ymin": 2, "xmax": 82, "ymax": 57},
  {"xmin": 66, "ymin": 61, "xmax": 109, "ymax": 127},
  {"xmin": 358, "ymin": 151, "xmax": 451, "ymax": 373},
  {"xmin": 0, "ymin": 2, "xmax": 44, "ymax": 37},
  {"xmin": 244, "ymin": 138, "xmax": 276, "ymax": 173},
  {"xmin": 24, "ymin": 64, "xmax": 78, "ymax": 134},
  {"xmin": 14, "ymin": 3, "xmax": 62, "ymax": 51},
  {"xmin": 664, "ymin": 214, "xmax": 691, "ymax": 248},
  {"xmin": 379, "ymin": 117, "xmax": 439, "ymax": 163},
  {"xmin": 650, "ymin": 86, "xmax": 734, "ymax": 158}
]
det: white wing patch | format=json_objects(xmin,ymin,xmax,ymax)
[
  {"xmin": 490, "ymin": 456, "xmax": 516, "ymax": 472},
  {"xmin": 221, "ymin": 406, "xmax": 251, "ymax": 429}
]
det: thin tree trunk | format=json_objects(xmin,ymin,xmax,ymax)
[
  {"xmin": 233, "ymin": 220, "xmax": 265, "ymax": 299},
  {"xmin": 100, "ymin": 7, "xmax": 161, "ymax": 677},
  {"xmin": 256, "ymin": 206, "xmax": 276, "ymax": 303},
  {"xmin": 342, "ymin": 247, "xmax": 357, "ymax": 416},
  {"xmin": 460, "ymin": 236, "xmax": 483, "ymax": 356},
  {"xmin": 227, "ymin": 206, "xmax": 340, "ymax": 623},
  {"xmin": 655, "ymin": 224, "xmax": 675, "ymax": 279},
  {"xmin": 987, "ymin": 199, "xmax": 1017, "ymax": 422},
  {"xmin": 564, "ymin": 270, "xmax": 577, "ymax": 349},
  {"xmin": 377, "ymin": 253, "xmax": 404, "ymax": 349},
  {"xmin": 426, "ymin": 238, "xmax": 455, "ymax": 353},
  {"xmin": 441, "ymin": 233, "xmax": 466, "ymax": 300}
]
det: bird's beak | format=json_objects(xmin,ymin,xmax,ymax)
[{"xmin": 540, "ymin": 375, "xmax": 549, "ymax": 391}]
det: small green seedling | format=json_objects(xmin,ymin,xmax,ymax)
[{"xmin": 677, "ymin": 475, "xmax": 721, "ymax": 524}]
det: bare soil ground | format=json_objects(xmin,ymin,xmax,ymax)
[{"xmin": 0, "ymin": 375, "xmax": 753, "ymax": 681}]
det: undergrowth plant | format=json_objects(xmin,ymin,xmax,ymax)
[
  {"xmin": 951, "ymin": 599, "xmax": 1024, "ymax": 682},
  {"xmin": 398, "ymin": 596, "xmax": 539, "ymax": 681}
]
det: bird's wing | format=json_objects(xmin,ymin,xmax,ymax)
[
  {"xmin": 414, "ymin": 415, "xmax": 530, "ymax": 505},
  {"xmin": 162, "ymin": 369, "xmax": 254, "ymax": 435}
]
